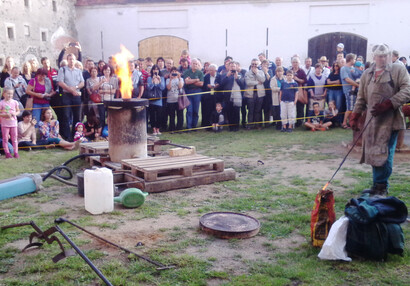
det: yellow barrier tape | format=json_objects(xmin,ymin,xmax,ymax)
[{"xmin": 15, "ymin": 82, "xmax": 410, "ymax": 111}]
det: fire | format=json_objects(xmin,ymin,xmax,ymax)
[
  {"xmin": 114, "ymin": 45, "xmax": 134, "ymax": 99},
  {"xmin": 322, "ymin": 182, "xmax": 329, "ymax": 191}
]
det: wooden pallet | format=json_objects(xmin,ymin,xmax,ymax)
[
  {"xmin": 80, "ymin": 150, "xmax": 236, "ymax": 193},
  {"xmin": 80, "ymin": 141, "xmax": 161, "ymax": 160},
  {"xmin": 121, "ymin": 155, "xmax": 225, "ymax": 182},
  {"xmin": 88, "ymin": 155, "xmax": 122, "ymax": 169},
  {"xmin": 80, "ymin": 142, "xmax": 109, "ymax": 159},
  {"xmin": 143, "ymin": 168, "xmax": 236, "ymax": 193}
]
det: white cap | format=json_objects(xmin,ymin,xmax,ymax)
[{"xmin": 337, "ymin": 43, "xmax": 344, "ymax": 49}]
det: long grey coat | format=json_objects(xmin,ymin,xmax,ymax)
[
  {"xmin": 244, "ymin": 70, "xmax": 266, "ymax": 98},
  {"xmin": 353, "ymin": 63, "xmax": 410, "ymax": 166}
]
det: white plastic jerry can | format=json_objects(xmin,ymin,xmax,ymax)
[{"xmin": 84, "ymin": 167, "xmax": 114, "ymax": 215}]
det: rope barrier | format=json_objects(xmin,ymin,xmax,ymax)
[
  {"xmin": 0, "ymin": 113, "xmax": 350, "ymax": 151},
  {"xmin": 3, "ymin": 109, "xmax": 409, "ymax": 151},
  {"xmin": 1, "ymin": 83, "xmax": 408, "ymax": 151},
  {"xmin": 16, "ymin": 84, "xmax": 410, "ymax": 111}
]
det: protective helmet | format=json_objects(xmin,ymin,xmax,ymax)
[{"xmin": 372, "ymin": 44, "xmax": 391, "ymax": 56}]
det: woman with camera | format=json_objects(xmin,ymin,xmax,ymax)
[
  {"xmin": 147, "ymin": 65, "xmax": 165, "ymax": 135},
  {"xmin": 166, "ymin": 67, "xmax": 184, "ymax": 132},
  {"xmin": 26, "ymin": 68, "xmax": 56, "ymax": 124},
  {"xmin": 98, "ymin": 65, "xmax": 119, "ymax": 128}
]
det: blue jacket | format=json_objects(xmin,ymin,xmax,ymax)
[{"xmin": 147, "ymin": 76, "xmax": 165, "ymax": 106}]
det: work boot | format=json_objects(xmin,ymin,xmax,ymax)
[{"xmin": 362, "ymin": 183, "xmax": 388, "ymax": 197}]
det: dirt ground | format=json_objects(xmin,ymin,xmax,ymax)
[{"xmin": 2, "ymin": 142, "xmax": 409, "ymax": 284}]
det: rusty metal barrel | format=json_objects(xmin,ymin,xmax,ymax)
[{"xmin": 104, "ymin": 98, "xmax": 148, "ymax": 162}]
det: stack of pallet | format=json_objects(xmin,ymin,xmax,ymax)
[
  {"xmin": 121, "ymin": 154, "xmax": 235, "ymax": 192},
  {"xmin": 79, "ymin": 142, "xmax": 236, "ymax": 193}
]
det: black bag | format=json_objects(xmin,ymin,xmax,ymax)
[
  {"xmin": 19, "ymin": 93, "xmax": 30, "ymax": 107},
  {"xmin": 12, "ymin": 81, "xmax": 29, "ymax": 107}
]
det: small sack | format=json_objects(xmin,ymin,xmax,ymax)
[
  {"xmin": 178, "ymin": 90, "xmax": 191, "ymax": 110},
  {"xmin": 90, "ymin": 91, "xmax": 102, "ymax": 104},
  {"xmin": 298, "ymin": 88, "xmax": 308, "ymax": 105},
  {"xmin": 311, "ymin": 189, "xmax": 336, "ymax": 247},
  {"xmin": 318, "ymin": 216, "xmax": 352, "ymax": 261},
  {"xmin": 25, "ymin": 97, "xmax": 34, "ymax": 110}
]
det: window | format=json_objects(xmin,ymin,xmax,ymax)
[
  {"xmin": 7, "ymin": 26, "xmax": 15, "ymax": 40},
  {"xmin": 52, "ymin": 0, "xmax": 57, "ymax": 12},
  {"xmin": 24, "ymin": 25, "xmax": 30, "ymax": 37},
  {"xmin": 41, "ymin": 31, "xmax": 47, "ymax": 42}
]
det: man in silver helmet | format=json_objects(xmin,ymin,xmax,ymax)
[{"xmin": 350, "ymin": 44, "xmax": 410, "ymax": 196}]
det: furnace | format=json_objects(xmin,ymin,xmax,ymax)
[{"xmin": 104, "ymin": 98, "xmax": 148, "ymax": 162}]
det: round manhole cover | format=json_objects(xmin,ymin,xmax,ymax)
[{"xmin": 199, "ymin": 212, "xmax": 260, "ymax": 239}]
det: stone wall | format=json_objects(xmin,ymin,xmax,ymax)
[{"xmin": 0, "ymin": 0, "xmax": 78, "ymax": 69}]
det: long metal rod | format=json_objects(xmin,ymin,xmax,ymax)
[
  {"xmin": 1, "ymin": 222, "xmax": 32, "ymax": 230},
  {"xmin": 325, "ymin": 115, "xmax": 374, "ymax": 187},
  {"xmin": 1, "ymin": 221, "xmax": 43, "ymax": 234},
  {"xmin": 54, "ymin": 225, "xmax": 113, "ymax": 286},
  {"xmin": 55, "ymin": 218, "xmax": 174, "ymax": 270},
  {"xmin": 166, "ymin": 142, "xmax": 192, "ymax": 149}
]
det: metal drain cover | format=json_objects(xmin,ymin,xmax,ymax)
[{"xmin": 199, "ymin": 212, "xmax": 260, "ymax": 239}]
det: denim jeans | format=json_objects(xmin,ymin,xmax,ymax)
[
  {"xmin": 0, "ymin": 139, "xmax": 13, "ymax": 154},
  {"xmin": 372, "ymin": 131, "xmax": 399, "ymax": 187},
  {"xmin": 61, "ymin": 93, "xmax": 82, "ymax": 140},
  {"xmin": 185, "ymin": 89, "xmax": 201, "ymax": 129},
  {"xmin": 32, "ymin": 103, "xmax": 50, "ymax": 125},
  {"xmin": 247, "ymin": 93, "xmax": 264, "ymax": 127}
]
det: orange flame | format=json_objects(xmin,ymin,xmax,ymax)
[
  {"xmin": 113, "ymin": 45, "xmax": 134, "ymax": 99},
  {"xmin": 322, "ymin": 182, "xmax": 329, "ymax": 191}
]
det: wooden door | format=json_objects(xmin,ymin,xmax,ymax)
[
  {"xmin": 138, "ymin": 36, "xmax": 188, "ymax": 66},
  {"xmin": 308, "ymin": 32, "xmax": 367, "ymax": 64}
]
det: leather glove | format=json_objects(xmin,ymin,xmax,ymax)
[
  {"xmin": 371, "ymin": 99, "xmax": 393, "ymax": 117},
  {"xmin": 349, "ymin": 112, "xmax": 362, "ymax": 131}
]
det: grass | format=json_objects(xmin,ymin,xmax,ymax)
[{"xmin": 0, "ymin": 127, "xmax": 408, "ymax": 285}]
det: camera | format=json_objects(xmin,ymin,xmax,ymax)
[
  {"xmin": 154, "ymin": 72, "xmax": 158, "ymax": 76},
  {"xmin": 171, "ymin": 73, "xmax": 178, "ymax": 77},
  {"xmin": 231, "ymin": 70, "xmax": 236, "ymax": 73}
]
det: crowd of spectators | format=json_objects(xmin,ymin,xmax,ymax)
[{"xmin": 1, "ymin": 42, "xmax": 410, "ymax": 158}]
